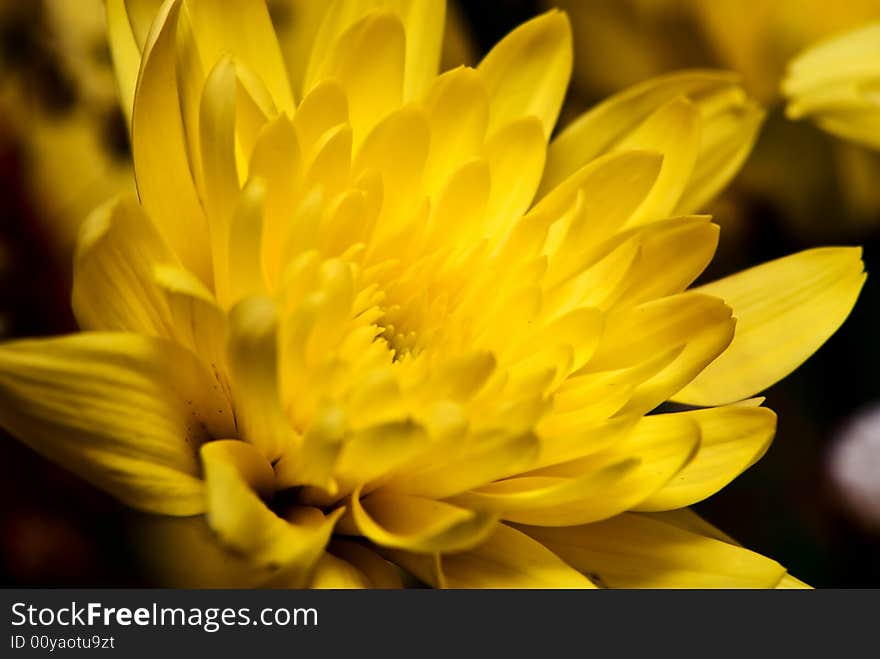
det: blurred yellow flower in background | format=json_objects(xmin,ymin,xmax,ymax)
[
  {"xmin": 554, "ymin": 0, "xmax": 880, "ymax": 238},
  {"xmin": 784, "ymin": 21, "xmax": 880, "ymax": 150},
  {"xmin": 0, "ymin": 0, "xmax": 867, "ymax": 588}
]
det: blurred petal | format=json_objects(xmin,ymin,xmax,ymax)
[
  {"xmin": 350, "ymin": 490, "xmax": 497, "ymax": 553},
  {"xmin": 201, "ymin": 441, "xmax": 340, "ymax": 583},
  {"xmin": 309, "ymin": 553, "xmax": 370, "ymax": 589},
  {"xmin": 227, "ymin": 297, "xmax": 297, "ymax": 461}
]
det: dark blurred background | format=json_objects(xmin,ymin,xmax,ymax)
[{"xmin": 0, "ymin": 0, "xmax": 878, "ymax": 587}]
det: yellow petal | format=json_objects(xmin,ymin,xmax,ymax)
[
  {"xmin": 676, "ymin": 247, "xmax": 866, "ymax": 406},
  {"xmin": 274, "ymin": 404, "xmax": 344, "ymax": 495},
  {"xmin": 199, "ymin": 56, "xmax": 240, "ymax": 303},
  {"xmin": 72, "ymin": 195, "xmax": 178, "ymax": 336},
  {"xmin": 132, "ymin": 0, "xmax": 212, "ymax": 285},
  {"xmin": 201, "ymin": 441, "xmax": 339, "ymax": 582},
  {"xmin": 421, "ymin": 67, "xmax": 489, "ymax": 194},
  {"xmin": 306, "ymin": 10, "xmax": 405, "ymax": 145},
  {"xmin": 428, "ymin": 159, "xmax": 491, "ymax": 247},
  {"xmin": 185, "ymin": 0, "xmax": 294, "ymax": 114},
  {"xmin": 227, "ymin": 297, "xmax": 297, "ymax": 461},
  {"xmin": 521, "ymin": 512, "xmax": 787, "ymax": 588},
  {"xmin": 634, "ymin": 403, "xmax": 776, "ymax": 511},
  {"xmin": 308, "ymin": 553, "xmax": 370, "ymax": 589},
  {"xmin": 483, "ymin": 117, "xmax": 546, "ymax": 241},
  {"xmin": 387, "ymin": 523, "xmax": 595, "ymax": 588},
  {"xmin": 542, "ymin": 70, "xmax": 742, "ymax": 194},
  {"xmin": 0, "ymin": 333, "xmax": 232, "ymax": 515},
  {"xmin": 458, "ymin": 413, "xmax": 699, "ymax": 526},
  {"xmin": 537, "ymin": 150, "xmax": 663, "ymax": 289},
  {"xmin": 776, "ymin": 574, "xmax": 812, "ymax": 589},
  {"xmin": 153, "ymin": 264, "xmax": 232, "ymax": 403},
  {"xmin": 609, "ymin": 216, "xmax": 719, "ymax": 307},
  {"xmin": 227, "ymin": 178, "xmax": 268, "ymax": 304},
  {"xmin": 644, "ymin": 509, "xmax": 812, "ymax": 588},
  {"xmin": 383, "ymin": 431, "xmax": 540, "ymax": 500},
  {"xmin": 333, "ymin": 419, "xmax": 428, "ymax": 493},
  {"xmin": 293, "ymin": 80, "xmax": 349, "ymax": 159},
  {"xmin": 675, "ymin": 90, "xmax": 765, "ymax": 214},
  {"xmin": 395, "ymin": 0, "xmax": 446, "ymax": 100},
  {"xmin": 588, "ymin": 292, "xmax": 735, "ymax": 415},
  {"xmin": 106, "ymin": 0, "xmax": 142, "ymax": 125},
  {"xmin": 328, "ymin": 539, "xmax": 404, "ymax": 588},
  {"xmin": 349, "ymin": 490, "xmax": 497, "ymax": 553},
  {"xmin": 614, "ymin": 97, "xmax": 701, "ymax": 225},
  {"xmin": 477, "ymin": 10, "xmax": 572, "ymax": 138},
  {"xmin": 354, "ymin": 107, "xmax": 429, "ymax": 245},
  {"xmin": 248, "ymin": 114, "xmax": 302, "ymax": 288}
]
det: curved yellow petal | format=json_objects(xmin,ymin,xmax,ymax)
[
  {"xmin": 72, "ymin": 195, "xmax": 179, "ymax": 336},
  {"xmin": 588, "ymin": 292, "xmax": 736, "ymax": 415},
  {"xmin": 0, "ymin": 333, "xmax": 232, "ymax": 515},
  {"xmin": 675, "ymin": 90, "xmax": 765, "ymax": 214},
  {"xmin": 615, "ymin": 97, "xmax": 701, "ymax": 225},
  {"xmin": 458, "ymin": 413, "xmax": 700, "ymax": 526},
  {"xmin": 199, "ymin": 56, "xmax": 240, "ymax": 302},
  {"xmin": 349, "ymin": 490, "xmax": 497, "ymax": 553},
  {"xmin": 327, "ymin": 539, "xmax": 404, "ymax": 588},
  {"xmin": 477, "ymin": 9, "xmax": 571, "ymax": 138},
  {"xmin": 106, "ymin": 0, "xmax": 142, "ymax": 125},
  {"xmin": 133, "ymin": 0, "xmax": 212, "ymax": 285},
  {"xmin": 520, "ymin": 513, "xmax": 787, "ymax": 588},
  {"xmin": 308, "ymin": 552, "xmax": 370, "ymax": 589},
  {"xmin": 676, "ymin": 247, "xmax": 866, "ymax": 406},
  {"xmin": 634, "ymin": 403, "xmax": 776, "ymax": 511},
  {"xmin": 387, "ymin": 523, "xmax": 595, "ymax": 588},
  {"xmin": 307, "ymin": 10, "xmax": 405, "ymax": 145},
  {"xmin": 608, "ymin": 216, "xmax": 720, "ymax": 307},
  {"xmin": 201, "ymin": 441, "xmax": 340, "ymax": 582}
]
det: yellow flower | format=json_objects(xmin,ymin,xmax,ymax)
[
  {"xmin": 554, "ymin": 0, "xmax": 880, "ymax": 103},
  {"xmin": 0, "ymin": 0, "xmax": 866, "ymax": 588},
  {"xmin": 784, "ymin": 21, "xmax": 880, "ymax": 150}
]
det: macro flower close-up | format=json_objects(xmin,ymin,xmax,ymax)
[{"xmin": 0, "ymin": 0, "xmax": 870, "ymax": 589}]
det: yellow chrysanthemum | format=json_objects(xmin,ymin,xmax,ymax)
[
  {"xmin": 0, "ymin": 0, "xmax": 866, "ymax": 588},
  {"xmin": 784, "ymin": 21, "xmax": 880, "ymax": 150}
]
